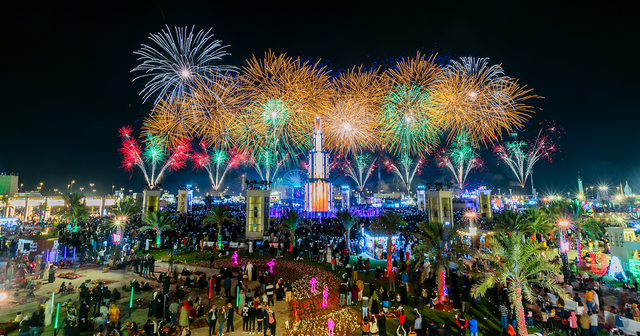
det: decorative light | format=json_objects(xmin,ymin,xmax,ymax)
[
  {"xmin": 310, "ymin": 278, "xmax": 317, "ymax": 294},
  {"xmin": 608, "ymin": 256, "xmax": 627, "ymax": 280},
  {"xmin": 560, "ymin": 240, "xmax": 570, "ymax": 252},
  {"xmin": 232, "ymin": 251, "xmax": 238, "ymax": 265},
  {"xmin": 590, "ymin": 253, "xmax": 608, "ymax": 275},
  {"xmin": 322, "ymin": 286, "xmax": 328, "ymax": 307},
  {"xmin": 267, "ymin": 259, "xmax": 275, "ymax": 273}
]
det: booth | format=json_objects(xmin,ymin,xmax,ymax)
[
  {"xmin": 364, "ymin": 232, "xmax": 399, "ymax": 260},
  {"xmin": 17, "ymin": 235, "xmax": 59, "ymax": 262}
]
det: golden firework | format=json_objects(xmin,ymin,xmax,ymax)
[
  {"xmin": 143, "ymin": 96, "xmax": 194, "ymax": 148},
  {"xmin": 434, "ymin": 57, "xmax": 537, "ymax": 144}
]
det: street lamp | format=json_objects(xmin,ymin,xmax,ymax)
[
  {"xmin": 558, "ymin": 219, "xmax": 571, "ymax": 278},
  {"xmin": 465, "ymin": 211, "xmax": 477, "ymax": 248},
  {"xmin": 90, "ymin": 183, "xmax": 94, "ymax": 195},
  {"xmin": 71, "ymin": 180, "xmax": 75, "ymax": 193}
]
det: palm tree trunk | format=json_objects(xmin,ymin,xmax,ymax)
[
  {"xmin": 346, "ymin": 228, "xmax": 351, "ymax": 253},
  {"xmin": 576, "ymin": 232, "xmax": 583, "ymax": 264},
  {"xmin": 157, "ymin": 231, "xmax": 162, "ymax": 248},
  {"xmin": 217, "ymin": 222, "xmax": 223, "ymax": 251},
  {"xmin": 386, "ymin": 234, "xmax": 392, "ymax": 274},
  {"xmin": 514, "ymin": 286, "xmax": 527, "ymax": 335},
  {"xmin": 437, "ymin": 267, "xmax": 446, "ymax": 304}
]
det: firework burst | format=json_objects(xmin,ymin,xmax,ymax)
[
  {"xmin": 434, "ymin": 57, "xmax": 537, "ymax": 144},
  {"xmin": 233, "ymin": 51, "xmax": 332, "ymax": 181},
  {"xmin": 132, "ymin": 25, "xmax": 237, "ymax": 104},
  {"xmin": 436, "ymin": 132, "xmax": 483, "ymax": 190},
  {"xmin": 118, "ymin": 126, "xmax": 191, "ymax": 190},
  {"xmin": 383, "ymin": 155, "xmax": 425, "ymax": 195},
  {"xmin": 342, "ymin": 153, "xmax": 377, "ymax": 191},
  {"xmin": 192, "ymin": 142, "xmax": 248, "ymax": 193},
  {"xmin": 494, "ymin": 124, "xmax": 560, "ymax": 188}
]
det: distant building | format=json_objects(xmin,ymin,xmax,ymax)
[{"xmin": 0, "ymin": 174, "xmax": 19, "ymax": 196}]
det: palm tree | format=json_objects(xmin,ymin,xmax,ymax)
[
  {"xmin": 110, "ymin": 197, "xmax": 141, "ymax": 219},
  {"xmin": 413, "ymin": 221, "xmax": 466, "ymax": 304},
  {"xmin": 523, "ymin": 208, "xmax": 554, "ymax": 243},
  {"xmin": 336, "ymin": 209, "xmax": 359, "ymax": 253},
  {"xmin": 275, "ymin": 207, "xmax": 309, "ymax": 249},
  {"xmin": 204, "ymin": 205, "xmax": 236, "ymax": 250},
  {"xmin": 369, "ymin": 212, "xmax": 403, "ymax": 273},
  {"xmin": 140, "ymin": 211, "xmax": 175, "ymax": 247},
  {"xmin": 494, "ymin": 210, "xmax": 536, "ymax": 236},
  {"xmin": 59, "ymin": 193, "xmax": 89, "ymax": 223},
  {"xmin": 550, "ymin": 201, "xmax": 603, "ymax": 262},
  {"xmin": 473, "ymin": 233, "xmax": 568, "ymax": 335}
]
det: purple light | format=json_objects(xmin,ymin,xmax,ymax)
[
  {"xmin": 232, "ymin": 251, "xmax": 238, "ymax": 265},
  {"xmin": 328, "ymin": 318, "xmax": 335, "ymax": 336},
  {"xmin": 73, "ymin": 247, "xmax": 76, "ymax": 261},
  {"xmin": 63, "ymin": 246, "xmax": 67, "ymax": 259},
  {"xmin": 46, "ymin": 249, "xmax": 49, "ymax": 262},
  {"xmin": 267, "ymin": 259, "xmax": 275, "ymax": 273},
  {"xmin": 322, "ymin": 286, "xmax": 328, "ymax": 307},
  {"xmin": 310, "ymin": 278, "xmax": 317, "ymax": 293}
]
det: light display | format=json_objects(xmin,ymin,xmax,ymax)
[
  {"xmin": 232, "ymin": 251, "xmax": 238, "ymax": 265},
  {"xmin": 305, "ymin": 118, "xmax": 333, "ymax": 213},
  {"xmin": 328, "ymin": 318, "xmax": 335, "ymax": 336},
  {"xmin": 560, "ymin": 240, "xmax": 570, "ymax": 252},
  {"xmin": 590, "ymin": 253, "xmax": 608, "ymax": 275},
  {"xmin": 310, "ymin": 278, "xmax": 317, "ymax": 294},
  {"xmin": 436, "ymin": 132, "xmax": 483, "ymax": 190},
  {"xmin": 267, "ymin": 258, "xmax": 275, "ymax": 273},
  {"xmin": 608, "ymin": 256, "xmax": 627, "ymax": 280},
  {"xmin": 628, "ymin": 259, "xmax": 640, "ymax": 278},
  {"xmin": 322, "ymin": 286, "xmax": 329, "ymax": 307}
]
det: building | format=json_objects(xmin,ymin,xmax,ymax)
[
  {"xmin": 0, "ymin": 174, "xmax": 19, "ymax": 197},
  {"xmin": 304, "ymin": 117, "xmax": 333, "ymax": 213},
  {"xmin": 245, "ymin": 181, "xmax": 271, "ymax": 239}
]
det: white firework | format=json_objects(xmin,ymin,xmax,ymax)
[{"xmin": 132, "ymin": 25, "xmax": 238, "ymax": 104}]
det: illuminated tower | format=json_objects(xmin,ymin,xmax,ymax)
[
  {"xmin": 577, "ymin": 174, "xmax": 584, "ymax": 199},
  {"xmin": 305, "ymin": 117, "xmax": 333, "ymax": 213}
]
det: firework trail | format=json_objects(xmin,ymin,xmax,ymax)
[
  {"xmin": 494, "ymin": 123, "xmax": 560, "ymax": 188},
  {"xmin": 342, "ymin": 154, "xmax": 377, "ymax": 191},
  {"xmin": 383, "ymin": 155, "xmax": 424, "ymax": 195},
  {"xmin": 436, "ymin": 132, "xmax": 483, "ymax": 190},
  {"xmin": 132, "ymin": 25, "xmax": 237, "ymax": 104},
  {"xmin": 192, "ymin": 142, "xmax": 248, "ymax": 194},
  {"xmin": 118, "ymin": 126, "xmax": 191, "ymax": 190}
]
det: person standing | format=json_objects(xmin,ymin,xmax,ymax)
[
  {"xmin": 499, "ymin": 303, "xmax": 509, "ymax": 330},
  {"xmin": 267, "ymin": 308, "xmax": 276, "ymax": 336},
  {"xmin": 255, "ymin": 304, "xmax": 264, "ymax": 333},
  {"xmin": 226, "ymin": 303, "xmax": 234, "ymax": 333},
  {"xmin": 468, "ymin": 316, "xmax": 478, "ymax": 336},
  {"xmin": 248, "ymin": 302, "xmax": 256, "ymax": 333},
  {"xmin": 218, "ymin": 306, "xmax": 227, "ymax": 336},
  {"xmin": 169, "ymin": 300, "xmax": 179, "ymax": 327},
  {"xmin": 589, "ymin": 311, "xmax": 598, "ymax": 336},
  {"xmin": 242, "ymin": 303, "xmax": 250, "ymax": 333},
  {"xmin": 388, "ymin": 270, "xmax": 396, "ymax": 292},
  {"xmin": 207, "ymin": 305, "xmax": 217, "ymax": 336},
  {"xmin": 285, "ymin": 280, "xmax": 292, "ymax": 303},
  {"xmin": 266, "ymin": 282, "xmax": 274, "ymax": 306},
  {"xmin": 456, "ymin": 314, "xmax": 468, "ymax": 336}
]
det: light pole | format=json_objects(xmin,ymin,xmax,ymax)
[
  {"xmin": 465, "ymin": 211, "xmax": 477, "ymax": 249},
  {"xmin": 90, "ymin": 184, "xmax": 94, "ymax": 195},
  {"xmin": 558, "ymin": 219, "xmax": 571, "ymax": 279},
  {"xmin": 112, "ymin": 185, "xmax": 115, "ymax": 195},
  {"xmin": 71, "ymin": 180, "xmax": 75, "ymax": 193}
]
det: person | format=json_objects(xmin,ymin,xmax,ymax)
[
  {"xmin": 169, "ymin": 300, "xmax": 179, "ymax": 326},
  {"xmin": 506, "ymin": 325, "xmax": 515, "ymax": 336},
  {"xmin": 362, "ymin": 318, "xmax": 371, "ymax": 336},
  {"xmin": 266, "ymin": 282, "xmax": 274, "ymax": 306},
  {"xmin": 371, "ymin": 315, "xmax": 379, "ymax": 336},
  {"xmin": 285, "ymin": 280, "xmax": 292, "ymax": 302},
  {"xmin": 585, "ymin": 290, "xmax": 594, "ymax": 313},
  {"xmin": 19, "ymin": 316, "xmax": 31, "ymax": 336},
  {"xmin": 108, "ymin": 304, "xmax": 120, "ymax": 325},
  {"xmin": 256, "ymin": 304, "xmax": 264, "ymax": 333},
  {"xmin": 569, "ymin": 312, "xmax": 578, "ymax": 336},
  {"xmin": 226, "ymin": 303, "xmax": 234, "ymax": 333},
  {"xmin": 408, "ymin": 327, "xmax": 417, "ymax": 336},
  {"xmin": 468, "ymin": 316, "xmax": 478, "ymax": 336},
  {"xmin": 540, "ymin": 310, "xmax": 549, "ymax": 334},
  {"xmin": 499, "ymin": 303, "xmax": 509, "ymax": 330},
  {"xmin": 248, "ymin": 302, "xmax": 256, "ymax": 333},
  {"xmin": 527, "ymin": 309, "xmax": 533, "ymax": 328},
  {"xmin": 557, "ymin": 297, "xmax": 565, "ymax": 319},
  {"xmin": 579, "ymin": 312, "xmax": 590, "ymax": 336},
  {"xmin": 242, "ymin": 303, "xmax": 250, "ymax": 333},
  {"xmin": 179, "ymin": 301, "xmax": 190, "ymax": 328},
  {"xmin": 589, "ymin": 311, "xmax": 598, "ymax": 336},
  {"xmin": 30, "ymin": 311, "xmax": 40, "ymax": 336},
  {"xmin": 208, "ymin": 305, "xmax": 217, "ymax": 336},
  {"xmin": 218, "ymin": 306, "xmax": 227, "ymax": 336},
  {"xmin": 414, "ymin": 310, "xmax": 423, "ymax": 336},
  {"xmin": 267, "ymin": 308, "xmax": 276, "ymax": 336},
  {"xmin": 397, "ymin": 325, "xmax": 407, "ymax": 336},
  {"xmin": 456, "ymin": 314, "xmax": 469, "ymax": 336},
  {"xmin": 388, "ymin": 270, "xmax": 396, "ymax": 292}
]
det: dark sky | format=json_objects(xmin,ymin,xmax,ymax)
[{"xmin": 2, "ymin": 1, "xmax": 639, "ymax": 197}]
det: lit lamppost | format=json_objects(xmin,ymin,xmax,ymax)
[
  {"xmin": 558, "ymin": 219, "xmax": 571, "ymax": 279},
  {"xmin": 90, "ymin": 183, "xmax": 94, "ymax": 195},
  {"xmin": 112, "ymin": 185, "xmax": 115, "ymax": 195},
  {"xmin": 71, "ymin": 180, "xmax": 75, "ymax": 193}
]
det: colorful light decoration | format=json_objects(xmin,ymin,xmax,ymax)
[
  {"xmin": 63, "ymin": 246, "xmax": 67, "ymax": 259},
  {"xmin": 438, "ymin": 270, "xmax": 447, "ymax": 304},
  {"xmin": 328, "ymin": 318, "xmax": 335, "ymax": 336},
  {"xmin": 608, "ymin": 256, "xmax": 627, "ymax": 280},
  {"xmin": 232, "ymin": 251, "xmax": 238, "ymax": 265},
  {"xmin": 628, "ymin": 259, "xmax": 640, "ymax": 278},
  {"xmin": 267, "ymin": 259, "xmax": 275, "ymax": 273},
  {"xmin": 322, "ymin": 286, "xmax": 329, "ymax": 307},
  {"xmin": 113, "ymin": 233, "xmax": 122, "ymax": 244},
  {"xmin": 129, "ymin": 286, "xmax": 134, "ymax": 309},
  {"xmin": 236, "ymin": 286, "xmax": 240, "ymax": 307},
  {"xmin": 310, "ymin": 278, "xmax": 317, "ymax": 294},
  {"xmin": 560, "ymin": 240, "xmax": 570, "ymax": 252},
  {"xmin": 73, "ymin": 247, "xmax": 76, "ymax": 261},
  {"xmin": 54, "ymin": 303, "xmax": 60, "ymax": 329},
  {"xmin": 305, "ymin": 118, "xmax": 333, "ymax": 213},
  {"xmin": 46, "ymin": 249, "xmax": 49, "ymax": 262},
  {"xmin": 208, "ymin": 278, "xmax": 212, "ymax": 299},
  {"xmin": 590, "ymin": 253, "xmax": 608, "ymax": 275}
]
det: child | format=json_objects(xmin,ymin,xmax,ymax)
[
  {"xmin": 390, "ymin": 292, "xmax": 397, "ymax": 308},
  {"xmin": 527, "ymin": 309, "xmax": 534, "ymax": 328},
  {"xmin": 396, "ymin": 292, "xmax": 402, "ymax": 308},
  {"xmin": 549, "ymin": 308, "xmax": 556, "ymax": 331},
  {"xmin": 540, "ymin": 309, "xmax": 548, "ymax": 334}
]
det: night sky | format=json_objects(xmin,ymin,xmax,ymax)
[{"xmin": 3, "ymin": 1, "xmax": 639, "ymax": 197}]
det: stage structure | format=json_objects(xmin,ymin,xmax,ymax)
[{"xmin": 305, "ymin": 118, "xmax": 333, "ymax": 214}]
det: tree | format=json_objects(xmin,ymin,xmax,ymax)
[
  {"xmin": 549, "ymin": 201, "xmax": 603, "ymax": 262},
  {"xmin": 59, "ymin": 193, "xmax": 89, "ymax": 223},
  {"xmin": 473, "ymin": 233, "xmax": 568, "ymax": 335},
  {"xmin": 204, "ymin": 205, "xmax": 236, "ymax": 250},
  {"xmin": 369, "ymin": 212, "xmax": 403, "ymax": 273},
  {"xmin": 140, "ymin": 211, "xmax": 175, "ymax": 247},
  {"xmin": 413, "ymin": 221, "xmax": 465, "ymax": 304},
  {"xmin": 275, "ymin": 207, "xmax": 309, "ymax": 249},
  {"xmin": 336, "ymin": 209, "xmax": 359, "ymax": 253},
  {"xmin": 523, "ymin": 208, "xmax": 554, "ymax": 242},
  {"xmin": 494, "ymin": 210, "xmax": 536, "ymax": 236},
  {"xmin": 110, "ymin": 197, "xmax": 141, "ymax": 219}
]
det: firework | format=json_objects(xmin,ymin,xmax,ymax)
[
  {"xmin": 383, "ymin": 155, "xmax": 425, "ymax": 195},
  {"xmin": 343, "ymin": 154, "xmax": 377, "ymax": 191},
  {"xmin": 192, "ymin": 142, "xmax": 247, "ymax": 193},
  {"xmin": 434, "ymin": 57, "xmax": 536, "ymax": 144},
  {"xmin": 232, "ymin": 51, "xmax": 332, "ymax": 181},
  {"xmin": 118, "ymin": 126, "xmax": 191, "ymax": 190},
  {"xmin": 143, "ymin": 96, "xmax": 195, "ymax": 148},
  {"xmin": 436, "ymin": 132, "xmax": 483, "ymax": 190},
  {"xmin": 494, "ymin": 126, "xmax": 559, "ymax": 188},
  {"xmin": 132, "ymin": 25, "xmax": 237, "ymax": 104}
]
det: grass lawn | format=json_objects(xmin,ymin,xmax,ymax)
[{"xmin": 137, "ymin": 248, "xmax": 611, "ymax": 336}]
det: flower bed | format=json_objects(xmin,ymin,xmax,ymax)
[
  {"xmin": 290, "ymin": 308, "xmax": 360, "ymax": 336},
  {"xmin": 58, "ymin": 273, "xmax": 84, "ymax": 279},
  {"xmin": 291, "ymin": 275, "xmax": 328, "ymax": 301}
]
